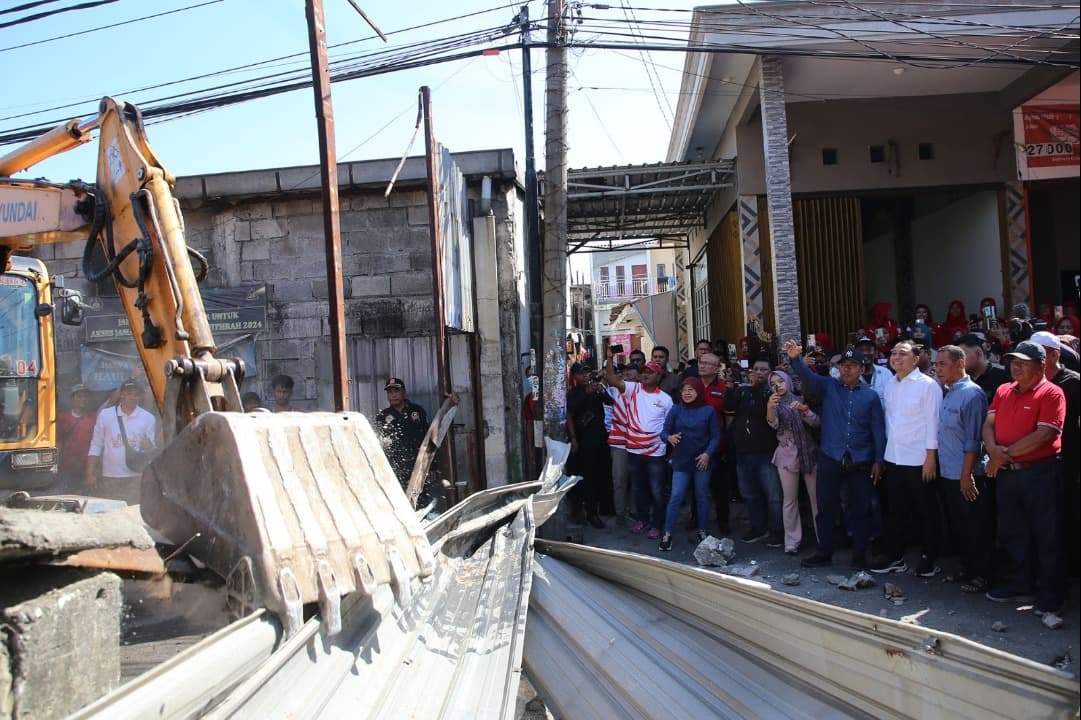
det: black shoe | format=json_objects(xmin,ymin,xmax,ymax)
[
  {"xmin": 659, "ymin": 533, "xmax": 673, "ymax": 552},
  {"xmin": 586, "ymin": 514, "xmax": 605, "ymax": 529},
  {"xmin": 850, "ymin": 552, "xmax": 868, "ymax": 571},
  {"xmin": 765, "ymin": 532, "xmax": 784, "ymax": 548},
  {"xmin": 801, "ymin": 553, "xmax": 832, "ymax": 567},
  {"xmin": 915, "ymin": 555, "xmax": 941, "ymax": 578},
  {"xmin": 870, "ymin": 557, "xmax": 908, "ymax": 574}
]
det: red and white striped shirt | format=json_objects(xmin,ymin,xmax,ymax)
[
  {"xmin": 606, "ymin": 386, "xmax": 627, "ymax": 448},
  {"xmin": 620, "ymin": 381, "xmax": 674, "ymax": 456}
]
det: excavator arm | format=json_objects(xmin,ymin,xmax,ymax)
[
  {"xmin": 0, "ymin": 99, "xmax": 433, "ymax": 638},
  {"xmin": 1, "ymin": 98, "xmax": 242, "ymax": 442}
]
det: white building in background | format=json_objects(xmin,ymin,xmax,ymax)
[{"xmin": 591, "ymin": 248, "xmax": 679, "ymax": 363}]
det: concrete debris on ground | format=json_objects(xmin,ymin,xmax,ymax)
[
  {"xmin": 992, "ymin": 621, "xmax": 1008, "ymax": 633},
  {"xmin": 780, "ymin": 572, "xmax": 800, "ymax": 586},
  {"xmin": 883, "ymin": 583, "xmax": 905, "ymax": 604},
  {"xmin": 837, "ymin": 571, "xmax": 875, "ymax": 591},
  {"xmin": 1041, "ymin": 613, "xmax": 1064, "ymax": 630},
  {"xmin": 723, "ymin": 562, "xmax": 760, "ymax": 578},
  {"xmin": 693, "ymin": 535, "xmax": 735, "ymax": 567}
]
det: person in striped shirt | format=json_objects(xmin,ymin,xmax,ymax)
[{"xmin": 604, "ymin": 355, "xmax": 674, "ymax": 539}]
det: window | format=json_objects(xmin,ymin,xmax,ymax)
[
  {"xmin": 657, "ymin": 263, "xmax": 666, "ymax": 278},
  {"xmin": 631, "ymin": 264, "xmax": 648, "ymax": 296},
  {"xmin": 615, "ymin": 266, "xmax": 627, "ymax": 296}
]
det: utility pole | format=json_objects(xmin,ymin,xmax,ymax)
[
  {"xmin": 542, "ymin": 0, "xmax": 568, "ymax": 443},
  {"xmin": 520, "ymin": 4, "xmax": 543, "ymax": 412},
  {"xmin": 305, "ymin": 0, "xmax": 349, "ymax": 411}
]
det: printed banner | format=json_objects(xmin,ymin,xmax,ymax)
[
  {"xmin": 1014, "ymin": 103, "xmax": 1080, "ymax": 181},
  {"xmin": 84, "ymin": 285, "xmax": 267, "ymax": 343}
]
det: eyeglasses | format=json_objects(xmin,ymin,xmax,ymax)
[{"xmin": 699, "ymin": 360, "xmax": 719, "ymax": 367}]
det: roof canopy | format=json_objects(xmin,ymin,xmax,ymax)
[{"xmin": 555, "ymin": 160, "xmax": 734, "ymax": 254}]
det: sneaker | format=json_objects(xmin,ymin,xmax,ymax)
[
  {"xmin": 586, "ymin": 514, "xmax": 606, "ymax": 529},
  {"xmin": 629, "ymin": 521, "xmax": 647, "ymax": 534},
  {"xmin": 1034, "ymin": 604, "xmax": 1063, "ymax": 617},
  {"xmin": 765, "ymin": 532, "xmax": 784, "ymax": 548},
  {"xmin": 850, "ymin": 552, "xmax": 868, "ymax": 571},
  {"xmin": 659, "ymin": 533, "xmax": 673, "ymax": 552},
  {"xmin": 695, "ymin": 530, "xmax": 708, "ymax": 544},
  {"xmin": 646, "ymin": 526, "xmax": 661, "ymax": 540},
  {"xmin": 870, "ymin": 557, "xmax": 908, "ymax": 575},
  {"xmin": 985, "ymin": 589, "xmax": 1037, "ymax": 603},
  {"xmin": 741, "ymin": 530, "xmax": 769, "ymax": 544},
  {"xmin": 915, "ymin": 555, "xmax": 941, "ymax": 578},
  {"xmin": 801, "ymin": 553, "xmax": 832, "ymax": 568}
]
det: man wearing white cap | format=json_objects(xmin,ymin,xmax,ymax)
[{"xmin": 1029, "ymin": 330, "xmax": 1080, "ymax": 577}]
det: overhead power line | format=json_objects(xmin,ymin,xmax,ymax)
[{"xmin": 0, "ymin": 0, "xmax": 121, "ymax": 30}]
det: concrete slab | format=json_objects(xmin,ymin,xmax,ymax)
[
  {"xmin": 0, "ymin": 507, "xmax": 153, "ymax": 563},
  {"xmin": 0, "ymin": 568, "xmax": 121, "ymax": 718}
]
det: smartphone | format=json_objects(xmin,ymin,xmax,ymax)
[
  {"xmin": 1054, "ymin": 305, "xmax": 1064, "ymax": 321},
  {"xmin": 728, "ymin": 343, "xmax": 738, "ymax": 360},
  {"xmin": 739, "ymin": 359, "xmax": 749, "ymax": 369},
  {"xmin": 806, "ymin": 333, "xmax": 816, "ymax": 349},
  {"xmin": 875, "ymin": 327, "xmax": 886, "ymax": 341},
  {"xmin": 610, "ymin": 343, "xmax": 624, "ymax": 355}
]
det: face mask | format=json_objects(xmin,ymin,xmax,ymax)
[{"xmin": 830, "ymin": 367, "xmax": 841, "ymax": 380}]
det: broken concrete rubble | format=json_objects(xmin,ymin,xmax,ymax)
[{"xmin": 693, "ymin": 535, "xmax": 735, "ymax": 567}]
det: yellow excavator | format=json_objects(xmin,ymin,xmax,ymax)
[{"xmin": 0, "ymin": 98, "xmax": 433, "ymax": 637}]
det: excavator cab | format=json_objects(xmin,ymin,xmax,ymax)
[{"xmin": 0, "ymin": 98, "xmax": 434, "ymax": 637}]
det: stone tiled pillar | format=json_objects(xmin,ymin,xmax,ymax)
[
  {"xmin": 1003, "ymin": 181, "xmax": 1033, "ymax": 312},
  {"xmin": 759, "ymin": 56, "xmax": 802, "ymax": 344},
  {"xmin": 738, "ymin": 197, "xmax": 762, "ymax": 328}
]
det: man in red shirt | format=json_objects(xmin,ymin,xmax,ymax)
[
  {"xmin": 56, "ymin": 384, "xmax": 97, "ymax": 492},
  {"xmin": 982, "ymin": 341, "xmax": 1066, "ymax": 615}
]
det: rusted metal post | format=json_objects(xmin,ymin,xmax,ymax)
[
  {"xmin": 421, "ymin": 86, "xmax": 457, "ymax": 498},
  {"xmin": 305, "ymin": 0, "xmax": 349, "ymax": 411}
]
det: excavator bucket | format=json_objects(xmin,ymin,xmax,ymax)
[{"xmin": 140, "ymin": 411, "xmax": 434, "ymax": 637}]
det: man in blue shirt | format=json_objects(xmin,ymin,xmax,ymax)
[
  {"xmin": 933, "ymin": 345, "xmax": 992, "ymax": 593},
  {"xmin": 785, "ymin": 340, "xmax": 886, "ymax": 569}
]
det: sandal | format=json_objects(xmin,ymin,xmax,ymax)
[{"xmin": 960, "ymin": 577, "xmax": 988, "ymax": 594}]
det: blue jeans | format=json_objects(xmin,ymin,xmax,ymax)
[
  {"xmin": 665, "ymin": 468, "xmax": 711, "ymax": 535},
  {"xmin": 736, "ymin": 453, "xmax": 782, "ymax": 536},
  {"xmin": 628, "ymin": 452, "xmax": 667, "ymax": 529},
  {"xmin": 996, "ymin": 460, "xmax": 1064, "ymax": 612},
  {"xmin": 815, "ymin": 453, "xmax": 875, "ymax": 559}
]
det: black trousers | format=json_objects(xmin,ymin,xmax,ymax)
[
  {"xmin": 941, "ymin": 476, "xmax": 994, "ymax": 580},
  {"xmin": 881, "ymin": 462, "xmax": 943, "ymax": 561}
]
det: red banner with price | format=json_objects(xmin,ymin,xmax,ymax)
[{"xmin": 1015, "ymin": 102, "xmax": 1079, "ymax": 180}]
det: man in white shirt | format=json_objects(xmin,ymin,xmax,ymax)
[
  {"xmin": 85, "ymin": 379, "xmax": 157, "ymax": 505},
  {"xmin": 871, "ymin": 341, "xmax": 944, "ymax": 577}
]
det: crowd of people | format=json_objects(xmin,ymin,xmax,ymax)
[{"xmin": 564, "ymin": 301, "xmax": 1079, "ymax": 618}]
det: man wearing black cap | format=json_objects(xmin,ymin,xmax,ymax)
[
  {"xmin": 855, "ymin": 335, "xmax": 891, "ymax": 406},
  {"xmin": 982, "ymin": 341, "xmax": 1066, "ymax": 616},
  {"xmin": 375, "ymin": 377, "xmax": 429, "ymax": 494},
  {"xmin": 958, "ymin": 334, "xmax": 1009, "ymax": 403},
  {"xmin": 785, "ymin": 341, "xmax": 886, "ymax": 570}
]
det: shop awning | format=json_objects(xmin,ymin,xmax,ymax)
[{"xmin": 555, "ymin": 160, "xmax": 735, "ymax": 254}]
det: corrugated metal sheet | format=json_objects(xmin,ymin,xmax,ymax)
[
  {"xmin": 527, "ymin": 541, "xmax": 1080, "ymax": 720},
  {"xmin": 75, "ymin": 482, "xmax": 550, "ymax": 720}
]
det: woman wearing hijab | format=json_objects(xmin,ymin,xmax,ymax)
[
  {"xmin": 659, "ymin": 377, "xmax": 721, "ymax": 551},
  {"xmin": 766, "ymin": 370, "xmax": 821, "ymax": 555}
]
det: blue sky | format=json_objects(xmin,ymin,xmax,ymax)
[{"xmin": 3, "ymin": 0, "xmax": 702, "ymax": 183}]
